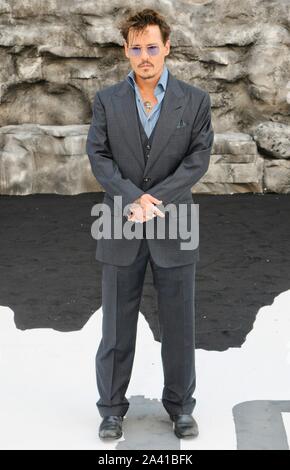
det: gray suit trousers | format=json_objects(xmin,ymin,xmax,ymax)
[{"xmin": 96, "ymin": 237, "xmax": 197, "ymax": 417}]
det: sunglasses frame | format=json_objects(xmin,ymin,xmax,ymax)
[{"xmin": 127, "ymin": 45, "xmax": 160, "ymax": 57}]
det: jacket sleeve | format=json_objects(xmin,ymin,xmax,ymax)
[
  {"xmin": 86, "ymin": 91, "xmax": 145, "ymax": 213},
  {"xmin": 149, "ymin": 92, "xmax": 214, "ymax": 205}
]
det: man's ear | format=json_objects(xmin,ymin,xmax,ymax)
[
  {"xmin": 165, "ymin": 39, "xmax": 170, "ymax": 56},
  {"xmin": 124, "ymin": 40, "xmax": 129, "ymax": 58}
]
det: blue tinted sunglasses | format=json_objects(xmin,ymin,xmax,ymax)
[{"xmin": 128, "ymin": 45, "xmax": 160, "ymax": 57}]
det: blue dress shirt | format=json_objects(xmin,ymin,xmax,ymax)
[{"xmin": 126, "ymin": 65, "xmax": 169, "ymax": 138}]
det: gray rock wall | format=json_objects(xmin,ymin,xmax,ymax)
[{"xmin": 0, "ymin": 0, "xmax": 289, "ymax": 194}]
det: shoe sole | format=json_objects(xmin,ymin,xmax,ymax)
[
  {"xmin": 99, "ymin": 430, "xmax": 123, "ymax": 439},
  {"xmin": 173, "ymin": 427, "xmax": 199, "ymax": 439}
]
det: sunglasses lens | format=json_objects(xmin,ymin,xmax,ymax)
[
  {"xmin": 148, "ymin": 46, "xmax": 159, "ymax": 56},
  {"xmin": 129, "ymin": 47, "xmax": 141, "ymax": 56}
]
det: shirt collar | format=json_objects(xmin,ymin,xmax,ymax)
[{"xmin": 126, "ymin": 64, "xmax": 168, "ymax": 92}]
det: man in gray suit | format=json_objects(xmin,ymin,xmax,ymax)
[{"xmin": 86, "ymin": 8, "xmax": 214, "ymax": 440}]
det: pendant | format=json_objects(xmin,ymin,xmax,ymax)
[{"xmin": 144, "ymin": 101, "xmax": 152, "ymax": 110}]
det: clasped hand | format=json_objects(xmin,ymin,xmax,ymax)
[{"xmin": 127, "ymin": 194, "xmax": 165, "ymax": 223}]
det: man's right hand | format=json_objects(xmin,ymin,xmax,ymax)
[{"xmin": 127, "ymin": 194, "xmax": 164, "ymax": 223}]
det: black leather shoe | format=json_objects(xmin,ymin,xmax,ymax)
[
  {"xmin": 98, "ymin": 415, "xmax": 123, "ymax": 439},
  {"xmin": 170, "ymin": 414, "xmax": 199, "ymax": 438}
]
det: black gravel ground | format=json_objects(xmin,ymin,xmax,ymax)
[{"xmin": 0, "ymin": 192, "xmax": 289, "ymax": 351}]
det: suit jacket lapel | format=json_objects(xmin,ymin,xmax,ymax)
[
  {"xmin": 112, "ymin": 81, "xmax": 144, "ymax": 171},
  {"xmin": 112, "ymin": 70, "xmax": 187, "ymax": 175}
]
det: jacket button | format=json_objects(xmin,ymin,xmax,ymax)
[
  {"xmin": 143, "ymin": 177, "xmax": 151, "ymax": 182},
  {"xmin": 146, "ymin": 144, "xmax": 150, "ymax": 149}
]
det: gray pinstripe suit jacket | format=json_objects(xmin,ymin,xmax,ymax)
[{"xmin": 86, "ymin": 69, "xmax": 214, "ymax": 267}]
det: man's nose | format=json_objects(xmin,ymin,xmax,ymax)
[{"xmin": 140, "ymin": 47, "xmax": 150, "ymax": 61}]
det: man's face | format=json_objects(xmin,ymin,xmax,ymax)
[{"xmin": 124, "ymin": 24, "xmax": 170, "ymax": 81}]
